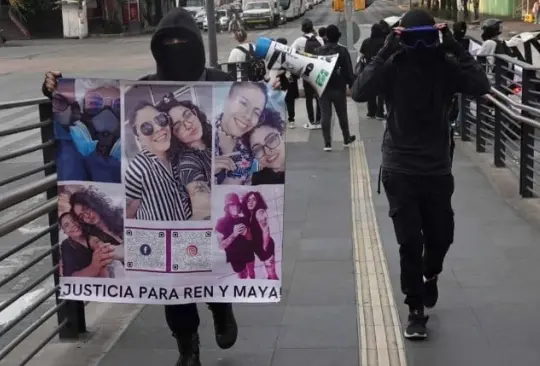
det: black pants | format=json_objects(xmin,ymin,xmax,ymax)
[
  {"xmin": 367, "ymin": 95, "xmax": 385, "ymax": 117},
  {"xmin": 165, "ymin": 303, "xmax": 230, "ymax": 335},
  {"xmin": 381, "ymin": 170, "xmax": 455, "ymax": 311},
  {"xmin": 303, "ymin": 81, "xmax": 320, "ymax": 123},
  {"xmin": 320, "ymin": 87, "xmax": 351, "ymax": 145},
  {"xmin": 285, "ymin": 95, "xmax": 295, "ymax": 122}
]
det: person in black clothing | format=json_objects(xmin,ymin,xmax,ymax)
[
  {"xmin": 275, "ymin": 38, "xmax": 299, "ymax": 128},
  {"xmin": 359, "ymin": 23, "xmax": 386, "ymax": 119},
  {"xmin": 452, "ymin": 21, "xmax": 470, "ymax": 51},
  {"xmin": 316, "ymin": 24, "xmax": 356, "ymax": 151},
  {"xmin": 42, "ymin": 8, "xmax": 242, "ymax": 366},
  {"xmin": 318, "ymin": 26, "xmax": 328, "ymax": 44},
  {"xmin": 352, "ymin": 9, "xmax": 490, "ymax": 340}
]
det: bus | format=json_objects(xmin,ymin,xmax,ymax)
[{"xmin": 285, "ymin": 0, "xmax": 303, "ymax": 19}]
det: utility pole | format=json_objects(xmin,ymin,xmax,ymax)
[
  {"xmin": 345, "ymin": 0, "xmax": 354, "ymax": 51},
  {"xmin": 207, "ymin": 0, "xmax": 218, "ymax": 67}
]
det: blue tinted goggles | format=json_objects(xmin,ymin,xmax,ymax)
[{"xmin": 399, "ymin": 26, "xmax": 440, "ymax": 49}]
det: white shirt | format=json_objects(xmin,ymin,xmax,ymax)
[
  {"xmin": 476, "ymin": 39, "xmax": 498, "ymax": 56},
  {"xmin": 228, "ymin": 43, "xmax": 252, "ymax": 63},
  {"xmin": 290, "ymin": 33, "xmax": 325, "ymax": 53}
]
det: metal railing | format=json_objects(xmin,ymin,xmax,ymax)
[
  {"xmin": 0, "ymin": 99, "xmax": 86, "ymax": 365},
  {"xmin": 458, "ymin": 54, "xmax": 540, "ymax": 198}
]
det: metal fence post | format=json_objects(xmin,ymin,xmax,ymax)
[
  {"xmin": 519, "ymin": 68, "xmax": 535, "ymax": 198},
  {"xmin": 493, "ymin": 56, "xmax": 504, "ymax": 167},
  {"xmin": 38, "ymin": 102, "xmax": 86, "ymax": 338},
  {"xmin": 475, "ymin": 97, "xmax": 485, "ymax": 153},
  {"xmin": 458, "ymin": 94, "xmax": 469, "ymax": 141}
]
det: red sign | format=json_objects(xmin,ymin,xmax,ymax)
[{"xmin": 122, "ymin": 2, "xmax": 139, "ymax": 24}]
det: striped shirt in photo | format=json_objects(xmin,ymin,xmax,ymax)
[
  {"xmin": 177, "ymin": 148, "xmax": 212, "ymax": 187},
  {"xmin": 125, "ymin": 149, "xmax": 192, "ymax": 221}
]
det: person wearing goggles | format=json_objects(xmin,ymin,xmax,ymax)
[{"xmin": 352, "ymin": 9, "xmax": 490, "ymax": 340}]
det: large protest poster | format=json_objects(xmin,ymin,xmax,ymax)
[{"xmin": 52, "ymin": 78, "xmax": 285, "ymax": 304}]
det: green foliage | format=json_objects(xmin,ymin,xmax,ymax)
[{"xmin": 8, "ymin": 0, "xmax": 59, "ymax": 16}]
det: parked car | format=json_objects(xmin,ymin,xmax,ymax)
[
  {"xmin": 195, "ymin": 9, "xmax": 206, "ymax": 29},
  {"xmin": 242, "ymin": 1, "xmax": 276, "ymax": 29}
]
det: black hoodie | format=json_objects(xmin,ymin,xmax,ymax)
[
  {"xmin": 359, "ymin": 24, "xmax": 385, "ymax": 62},
  {"xmin": 142, "ymin": 8, "xmax": 232, "ymax": 82},
  {"xmin": 351, "ymin": 24, "xmax": 490, "ymax": 175}
]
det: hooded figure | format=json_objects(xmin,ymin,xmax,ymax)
[
  {"xmin": 352, "ymin": 8, "xmax": 490, "ymax": 341},
  {"xmin": 360, "ymin": 23, "xmax": 386, "ymax": 63},
  {"xmin": 452, "ymin": 21, "xmax": 470, "ymax": 51},
  {"xmin": 143, "ymin": 8, "xmax": 232, "ymax": 83}
]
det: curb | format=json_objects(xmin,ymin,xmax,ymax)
[{"xmin": 88, "ymin": 29, "xmax": 155, "ymax": 38}]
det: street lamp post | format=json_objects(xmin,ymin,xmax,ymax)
[{"xmin": 207, "ymin": 0, "xmax": 219, "ymax": 67}]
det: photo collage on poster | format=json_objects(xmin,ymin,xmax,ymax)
[{"xmin": 53, "ymin": 78, "xmax": 285, "ymax": 302}]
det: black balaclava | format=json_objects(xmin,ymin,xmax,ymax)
[
  {"xmin": 452, "ymin": 21, "xmax": 467, "ymax": 41},
  {"xmin": 151, "ymin": 8, "xmax": 206, "ymax": 81},
  {"xmin": 399, "ymin": 9, "xmax": 439, "ymax": 63}
]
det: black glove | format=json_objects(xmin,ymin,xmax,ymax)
[
  {"xmin": 377, "ymin": 30, "xmax": 401, "ymax": 61},
  {"xmin": 439, "ymin": 23, "xmax": 462, "ymax": 54}
]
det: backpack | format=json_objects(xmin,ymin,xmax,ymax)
[
  {"xmin": 303, "ymin": 34, "xmax": 322, "ymax": 55},
  {"xmin": 235, "ymin": 44, "xmax": 267, "ymax": 82}
]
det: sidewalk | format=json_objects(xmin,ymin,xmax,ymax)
[{"xmin": 358, "ymin": 105, "xmax": 540, "ymax": 365}]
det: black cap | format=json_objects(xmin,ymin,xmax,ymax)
[
  {"xmin": 326, "ymin": 24, "xmax": 341, "ymax": 42},
  {"xmin": 301, "ymin": 18, "xmax": 314, "ymax": 33}
]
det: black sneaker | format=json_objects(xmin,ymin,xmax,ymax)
[
  {"xmin": 324, "ymin": 143, "xmax": 332, "ymax": 152},
  {"xmin": 375, "ymin": 114, "xmax": 386, "ymax": 120},
  {"xmin": 174, "ymin": 333, "xmax": 201, "ymax": 366},
  {"xmin": 366, "ymin": 114, "xmax": 375, "ymax": 119},
  {"xmin": 404, "ymin": 310, "xmax": 429, "ymax": 340},
  {"xmin": 211, "ymin": 303, "xmax": 238, "ymax": 349},
  {"xmin": 424, "ymin": 276, "xmax": 438, "ymax": 309},
  {"xmin": 344, "ymin": 135, "xmax": 356, "ymax": 148}
]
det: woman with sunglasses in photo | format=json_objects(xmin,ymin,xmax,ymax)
[
  {"xmin": 243, "ymin": 108, "xmax": 286, "ymax": 185},
  {"xmin": 241, "ymin": 191, "xmax": 278, "ymax": 280},
  {"xmin": 160, "ymin": 99, "xmax": 213, "ymax": 220},
  {"xmin": 125, "ymin": 102, "xmax": 192, "ymax": 221},
  {"xmin": 214, "ymin": 82, "xmax": 268, "ymax": 186}
]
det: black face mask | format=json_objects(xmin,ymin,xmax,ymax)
[{"xmin": 157, "ymin": 43, "xmax": 206, "ymax": 81}]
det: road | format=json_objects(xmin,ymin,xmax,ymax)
[{"xmin": 0, "ymin": 0, "xmax": 403, "ymax": 355}]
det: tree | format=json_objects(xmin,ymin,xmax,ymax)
[{"xmin": 473, "ymin": 0, "xmax": 479, "ymax": 20}]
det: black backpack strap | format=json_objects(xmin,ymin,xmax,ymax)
[
  {"xmin": 235, "ymin": 46, "xmax": 250, "ymax": 55},
  {"xmin": 267, "ymin": 50, "xmax": 281, "ymax": 70}
]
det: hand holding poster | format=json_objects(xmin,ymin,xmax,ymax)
[{"xmin": 53, "ymin": 79, "xmax": 285, "ymax": 304}]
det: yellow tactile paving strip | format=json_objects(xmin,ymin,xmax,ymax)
[{"xmin": 350, "ymin": 141, "xmax": 407, "ymax": 366}]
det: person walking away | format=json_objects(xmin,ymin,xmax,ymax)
[
  {"xmin": 449, "ymin": 21, "xmax": 470, "ymax": 137},
  {"xmin": 316, "ymin": 24, "xmax": 356, "ymax": 151},
  {"xmin": 534, "ymin": 0, "xmax": 540, "ymax": 24},
  {"xmin": 318, "ymin": 26, "xmax": 328, "ymax": 44},
  {"xmin": 228, "ymin": 28, "xmax": 250, "ymax": 62},
  {"xmin": 359, "ymin": 23, "xmax": 386, "ymax": 120},
  {"xmin": 227, "ymin": 28, "xmax": 267, "ymax": 82},
  {"xmin": 352, "ymin": 9, "xmax": 490, "ymax": 340},
  {"xmin": 276, "ymin": 38, "xmax": 300, "ymax": 128},
  {"xmin": 291, "ymin": 19, "xmax": 324, "ymax": 130},
  {"xmin": 43, "ymin": 8, "xmax": 240, "ymax": 366}
]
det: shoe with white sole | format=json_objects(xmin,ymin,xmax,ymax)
[
  {"xmin": 304, "ymin": 122, "xmax": 322, "ymax": 130},
  {"xmin": 404, "ymin": 310, "xmax": 429, "ymax": 340},
  {"xmin": 323, "ymin": 143, "xmax": 332, "ymax": 152},
  {"xmin": 288, "ymin": 122, "xmax": 296, "ymax": 129}
]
